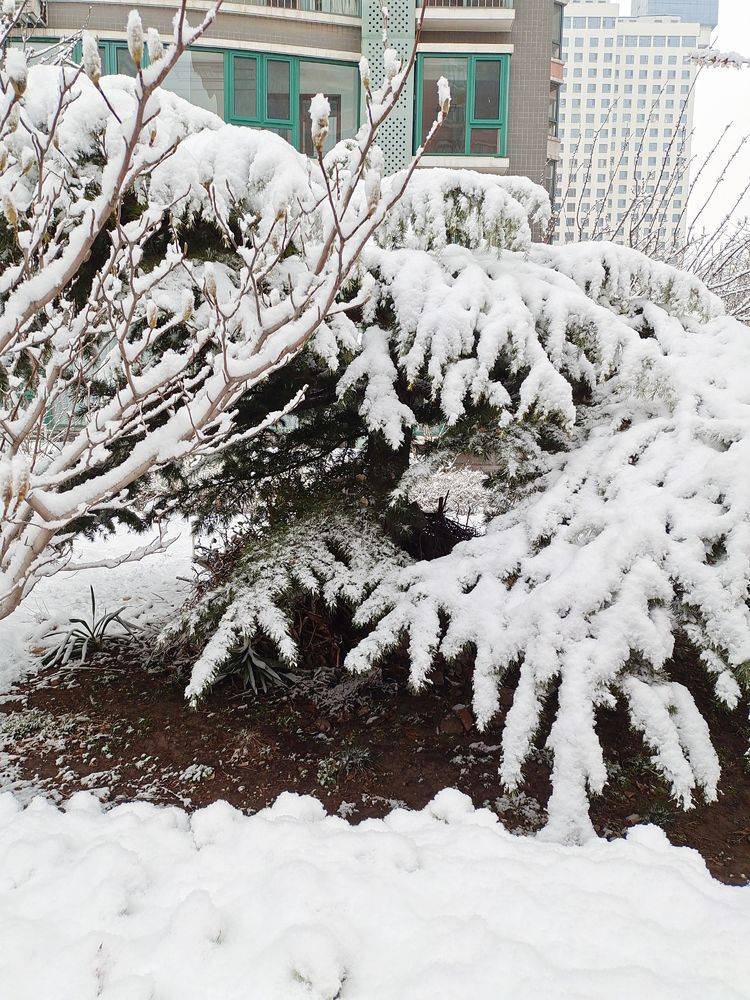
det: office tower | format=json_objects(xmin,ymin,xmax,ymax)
[
  {"xmin": 555, "ymin": 0, "xmax": 710, "ymax": 244},
  {"xmin": 631, "ymin": 1, "xmax": 718, "ymax": 30}
]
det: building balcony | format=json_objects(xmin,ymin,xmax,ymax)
[
  {"xmin": 417, "ymin": 0, "xmax": 515, "ymax": 32},
  {"xmin": 418, "ymin": 154, "xmax": 510, "ymax": 174},
  {"xmin": 224, "ymin": 0, "xmax": 361, "ymax": 17}
]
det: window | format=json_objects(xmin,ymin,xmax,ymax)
[
  {"xmin": 299, "ymin": 61, "xmax": 358, "ymax": 155},
  {"xmin": 161, "ymin": 50, "xmax": 225, "ymax": 115},
  {"xmin": 116, "ymin": 46, "xmax": 137, "ymax": 76},
  {"xmin": 78, "ymin": 43, "xmax": 359, "ymax": 156},
  {"xmin": 552, "ymin": 3, "xmax": 564, "ymax": 60},
  {"xmin": 549, "ymin": 84, "xmax": 560, "ymax": 138},
  {"xmin": 232, "ymin": 56, "xmax": 258, "ymax": 120},
  {"xmin": 417, "ymin": 54, "xmax": 508, "ymax": 157}
]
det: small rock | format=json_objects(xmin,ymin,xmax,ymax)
[
  {"xmin": 455, "ymin": 706, "xmax": 474, "ymax": 732},
  {"xmin": 626, "ymin": 813, "xmax": 641, "ymax": 825},
  {"xmin": 439, "ymin": 714, "xmax": 463, "ymax": 735}
]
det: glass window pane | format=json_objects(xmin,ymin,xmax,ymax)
[
  {"xmin": 470, "ymin": 128, "xmax": 500, "ymax": 155},
  {"xmin": 267, "ymin": 59, "xmax": 290, "ymax": 121},
  {"xmin": 163, "ymin": 50, "xmax": 225, "ymax": 118},
  {"xmin": 116, "ymin": 47, "xmax": 137, "ymax": 77},
  {"xmin": 233, "ymin": 56, "xmax": 257, "ymax": 119},
  {"xmin": 421, "ymin": 56, "xmax": 467, "ymax": 154},
  {"xmin": 299, "ymin": 61, "xmax": 358, "ymax": 156},
  {"xmin": 473, "ymin": 60, "xmax": 501, "ymax": 121},
  {"xmin": 268, "ymin": 126, "xmax": 293, "ymax": 143}
]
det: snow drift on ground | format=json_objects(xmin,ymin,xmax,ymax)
[{"xmin": 0, "ymin": 788, "xmax": 747, "ymax": 1000}]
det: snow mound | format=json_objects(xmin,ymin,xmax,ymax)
[
  {"xmin": 0, "ymin": 790, "xmax": 747, "ymax": 999},
  {"xmin": 378, "ymin": 168, "xmax": 549, "ymax": 253}
]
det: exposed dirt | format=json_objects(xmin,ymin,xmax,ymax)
[{"xmin": 1, "ymin": 637, "xmax": 749, "ymax": 886}]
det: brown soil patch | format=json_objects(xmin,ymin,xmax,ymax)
[{"xmin": 1, "ymin": 640, "xmax": 748, "ymax": 885}]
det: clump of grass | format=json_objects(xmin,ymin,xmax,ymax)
[{"xmin": 317, "ymin": 743, "xmax": 372, "ymax": 789}]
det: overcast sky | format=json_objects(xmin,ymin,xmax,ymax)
[{"xmin": 620, "ymin": 0, "xmax": 750, "ymax": 227}]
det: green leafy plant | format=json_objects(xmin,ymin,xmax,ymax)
[
  {"xmin": 40, "ymin": 587, "xmax": 135, "ymax": 667},
  {"xmin": 220, "ymin": 638, "xmax": 296, "ymax": 696}
]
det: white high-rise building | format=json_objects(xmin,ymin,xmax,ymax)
[{"xmin": 555, "ymin": 1, "xmax": 710, "ymax": 245}]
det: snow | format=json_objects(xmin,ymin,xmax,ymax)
[
  {"xmin": 0, "ymin": 788, "xmax": 747, "ymax": 999},
  {"xmin": 0, "ymin": 524, "xmax": 194, "ymax": 695}
]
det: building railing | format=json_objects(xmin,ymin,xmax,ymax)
[
  {"xmin": 416, "ymin": 0, "xmax": 514, "ymax": 8},
  {"xmin": 235, "ymin": 0, "xmax": 362, "ymax": 16}
]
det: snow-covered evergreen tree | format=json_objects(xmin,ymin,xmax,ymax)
[{"xmin": 171, "ymin": 158, "xmax": 750, "ymax": 842}]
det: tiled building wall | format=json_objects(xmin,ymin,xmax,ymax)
[
  {"xmin": 47, "ymin": 2, "xmax": 361, "ymax": 56},
  {"xmin": 507, "ymin": 0, "xmax": 555, "ymax": 186}
]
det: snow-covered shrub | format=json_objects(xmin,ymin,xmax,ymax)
[
  {"xmin": 165, "ymin": 513, "xmax": 410, "ymax": 703},
  {"xmin": 174, "ymin": 159, "xmax": 750, "ymax": 842}
]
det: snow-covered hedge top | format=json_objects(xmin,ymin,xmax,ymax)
[
  {"xmin": 2, "ymin": 66, "xmax": 219, "ymax": 212},
  {"xmin": 377, "ymin": 169, "xmax": 550, "ymax": 254},
  {"xmin": 149, "ymin": 124, "xmax": 317, "ymax": 242},
  {"xmin": 532, "ymin": 242, "xmax": 724, "ymax": 324}
]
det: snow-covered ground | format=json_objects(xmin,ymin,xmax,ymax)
[
  {"xmin": 0, "ymin": 788, "xmax": 748, "ymax": 1000},
  {"xmin": 1, "ymin": 529, "xmax": 749, "ymax": 998},
  {"xmin": 0, "ymin": 524, "xmax": 194, "ymax": 695}
]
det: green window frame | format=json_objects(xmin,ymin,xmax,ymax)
[
  {"xmin": 72, "ymin": 39, "xmax": 140, "ymax": 75},
  {"xmin": 72, "ymin": 42, "xmax": 359, "ymax": 155},
  {"xmin": 227, "ymin": 52, "xmax": 297, "ymax": 146},
  {"xmin": 415, "ymin": 53, "xmax": 510, "ymax": 158}
]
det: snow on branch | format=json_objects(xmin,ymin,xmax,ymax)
[
  {"xmin": 0, "ymin": 0, "xmax": 450, "ymax": 620},
  {"xmin": 693, "ymin": 47, "xmax": 750, "ymax": 69},
  {"xmin": 174, "ymin": 514, "xmax": 411, "ymax": 703}
]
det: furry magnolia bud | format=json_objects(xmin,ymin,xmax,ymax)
[
  {"xmin": 2, "ymin": 194, "xmax": 18, "ymax": 228},
  {"xmin": 383, "ymin": 47, "xmax": 400, "ymax": 82},
  {"xmin": 358, "ymin": 56, "xmax": 371, "ymax": 93},
  {"xmin": 82, "ymin": 31, "xmax": 101, "ymax": 85},
  {"xmin": 364, "ymin": 169, "xmax": 380, "ymax": 213},
  {"xmin": 146, "ymin": 300, "xmax": 158, "ymax": 329},
  {"xmin": 309, "ymin": 93, "xmax": 330, "ymax": 154},
  {"xmin": 147, "ymin": 27, "xmax": 164, "ymax": 63},
  {"xmin": 126, "ymin": 10, "xmax": 144, "ymax": 70},
  {"xmin": 180, "ymin": 291, "xmax": 194, "ymax": 323},
  {"xmin": 0, "ymin": 455, "xmax": 30, "ymax": 516},
  {"xmin": 437, "ymin": 76, "xmax": 451, "ymax": 117},
  {"xmin": 5, "ymin": 48, "xmax": 27, "ymax": 98},
  {"xmin": 203, "ymin": 263, "xmax": 217, "ymax": 299},
  {"xmin": 20, "ymin": 147, "xmax": 34, "ymax": 176}
]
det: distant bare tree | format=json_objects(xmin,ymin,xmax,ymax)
[{"xmin": 551, "ymin": 72, "xmax": 750, "ymax": 321}]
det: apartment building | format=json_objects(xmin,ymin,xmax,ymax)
[
  {"xmin": 15, "ymin": 0, "xmax": 566, "ymax": 192},
  {"xmin": 555, "ymin": 0, "xmax": 710, "ymax": 244}
]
